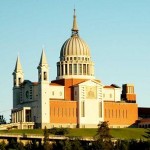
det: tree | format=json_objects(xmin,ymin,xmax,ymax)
[
  {"xmin": 43, "ymin": 126, "xmax": 52, "ymax": 150},
  {"xmin": 43, "ymin": 126, "xmax": 49, "ymax": 144},
  {"xmin": 6, "ymin": 138, "xmax": 18, "ymax": 149},
  {"xmin": 143, "ymin": 128, "xmax": 150, "ymax": 139},
  {"xmin": 64, "ymin": 140, "xmax": 72, "ymax": 150},
  {"xmin": 49, "ymin": 127, "xmax": 69, "ymax": 135},
  {"xmin": 95, "ymin": 121, "xmax": 112, "ymax": 141},
  {"xmin": 93, "ymin": 121, "xmax": 113, "ymax": 150},
  {"xmin": 114, "ymin": 140, "xmax": 129, "ymax": 150},
  {"xmin": 71, "ymin": 139, "xmax": 84, "ymax": 150},
  {"xmin": 0, "ymin": 140, "xmax": 6, "ymax": 150},
  {"xmin": 17, "ymin": 141, "xmax": 25, "ymax": 150},
  {"xmin": 0, "ymin": 115, "xmax": 6, "ymax": 124},
  {"xmin": 25, "ymin": 142, "xmax": 32, "ymax": 150}
]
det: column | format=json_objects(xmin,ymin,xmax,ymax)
[
  {"xmin": 60, "ymin": 64, "xmax": 62, "ymax": 76},
  {"xmin": 72, "ymin": 64, "xmax": 73, "ymax": 75},
  {"xmin": 67, "ymin": 63, "xmax": 69, "ymax": 75},
  {"xmin": 77, "ymin": 63, "xmax": 78, "ymax": 75},
  {"xmin": 16, "ymin": 112, "xmax": 18, "ymax": 122},
  {"xmin": 82, "ymin": 64, "xmax": 83, "ymax": 75},
  {"xmin": 23, "ymin": 108, "xmax": 26, "ymax": 122},
  {"xmin": 14, "ymin": 112, "xmax": 16, "ymax": 123},
  {"xmin": 21, "ymin": 109, "xmax": 23, "ymax": 122},
  {"xmin": 86, "ymin": 64, "xmax": 87, "ymax": 75},
  {"xmin": 12, "ymin": 113, "xmax": 14, "ymax": 123},
  {"xmin": 63, "ymin": 64, "xmax": 65, "ymax": 76}
]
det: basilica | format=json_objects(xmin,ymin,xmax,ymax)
[{"xmin": 11, "ymin": 10, "xmax": 138, "ymax": 129}]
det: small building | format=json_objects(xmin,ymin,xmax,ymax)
[{"xmin": 138, "ymin": 107, "xmax": 150, "ymax": 128}]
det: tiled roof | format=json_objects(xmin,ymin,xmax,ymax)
[
  {"xmin": 104, "ymin": 86, "xmax": 115, "ymax": 88},
  {"xmin": 32, "ymin": 82, "xmax": 38, "ymax": 85},
  {"xmin": 50, "ymin": 82, "xmax": 63, "ymax": 86}
]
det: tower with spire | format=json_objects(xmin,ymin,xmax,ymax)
[
  {"xmin": 12, "ymin": 56, "xmax": 24, "ymax": 107},
  {"xmin": 38, "ymin": 49, "xmax": 49, "ymax": 83},
  {"xmin": 37, "ymin": 49, "xmax": 50, "ymax": 128},
  {"xmin": 13, "ymin": 56, "xmax": 24, "ymax": 87}
]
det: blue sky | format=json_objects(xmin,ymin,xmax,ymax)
[{"xmin": 0, "ymin": 0, "xmax": 150, "ymax": 121}]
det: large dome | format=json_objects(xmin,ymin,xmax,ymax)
[
  {"xmin": 56, "ymin": 10, "xmax": 95, "ymax": 80},
  {"xmin": 60, "ymin": 34, "xmax": 90, "ymax": 58}
]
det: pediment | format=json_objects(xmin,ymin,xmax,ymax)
[{"xmin": 77, "ymin": 79, "xmax": 103, "ymax": 87}]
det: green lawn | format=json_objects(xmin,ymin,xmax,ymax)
[
  {"xmin": 0, "ymin": 128, "xmax": 149, "ymax": 140},
  {"xmin": 110, "ymin": 128, "xmax": 148, "ymax": 140},
  {"xmin": 68, "ymin": 128, "xmax": 149, "ymax": 140}
]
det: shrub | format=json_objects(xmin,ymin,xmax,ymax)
[{"xmin": 49, "ymin": 127, "xmax": 69, "ymax": 135}]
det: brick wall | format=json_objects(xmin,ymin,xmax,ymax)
[
  {"xmin": 50, "ymin": 100, "xmax": 77, "ymax": 124},
  {"xmin": 104, "ymin": 101, "xmax": 138, "ymax": 126}
]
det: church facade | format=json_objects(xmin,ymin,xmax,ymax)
[{"xmin": 11, "ymin": 11, "xmax": 138, "ymax": 129}]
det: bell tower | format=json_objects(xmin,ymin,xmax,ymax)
[
  {"xmin": 13, "ymin": 56, "xmax": 24, "ymax": 87},
  {"xmin": 12, "ymin": 56, "xmax": 24, "ymax": 107},
  {"xmin": 38, "ymin": 49, "xmax": 49, "ymax": 83},
  {"xmin": 37, "ymin": 49, "xmax": 50, "ymax": 128}
]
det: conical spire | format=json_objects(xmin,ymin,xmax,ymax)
[
  {"xmin": 39, "ymin": 48, "xmax": 48, "ymax": 66},
  {"xmin": 14, "ymin": 56, "xmax": 23, "ymax": 72},
  {"xmin": 72, "ymin": 9, "xmax": 78, "ymax": 35}
]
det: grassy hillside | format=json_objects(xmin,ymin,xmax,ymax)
[
  {"xmin": 0, "ymin": 128, "xmax": 149, "ymax": 140},
  {"xmin": 110, "ymin": 128, "xmax": 148, "ymax": 140},
  {"xmin": 68, "ymin": 128, "xmax": 149, "ymax": 140}
]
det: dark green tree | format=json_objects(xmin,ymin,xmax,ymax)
[
  {"xmin": 143, "ymin": 128, "xmax": 150, "ymax": 140},
  {"xmin": 114, "ymin": 140, "xmax": 129, "ymax": 150},
  {"xmin": 31, "ymin": 139, "xmax": 39, "ymax": 150},
  {"xmin": 17, "ymin": 141, "xmax": 25, "ymax": 150},
  {"xmin": 53, "ymin": 140, "xmax": 63, "ymax": 150},
  {"xmin": 95, "ymin": 121, "xmax": 112, "ymax": 141},
  {"xmin": 63, "ymin": 140, "xmax": 72, "ymax": 150},
  {"xmin": 71, "ymin": 139, "xmax": 84, "ymax": 150},
  {"xmin": 49, "ymin": 127, "xmax": 69, "ymax": 135},
  {"xmin": 53, "ymin": 139, "xmax": 83, "ymax": 150},
  {"xmin": 43, "ymin": 126, "xmax": 52, "ymax": 150},
  {"xmin": 0, "ymin": 140, "xmax": 6, "ymax": 150},
  {"xmin": 25, "ymin": 142, "xmax": 32, "ymax": 150},
  {"xmin": 0, "ymin": 115, "xmax": 6, "ymax": 124},
  {"xmin": 43, "ymin": 126, "xmax": 49, "ymax": 143},
  {"xmin": 6, "ymin": 138, "xmax": 18, "ymax": 149},
  {"xmin": 93, "ymin": 121, "xmax": 113, "ymax": 150}
]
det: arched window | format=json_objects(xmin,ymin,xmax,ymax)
[
  {"xmin": 39, "ymin": 72, "xmax": 41, "ymax": 81},
  {"xmin": 44, "ymin": 72, "xmax": 47, "ymax": 80},
  {"xmin": 65, "ymin": 64, "xmax": 67, "ymax": 75},
  {"xmin": 78, "ymin": 64, "xmax": 82, "ymax": 75},
  {"xmin": 57, "ymin": 65, "xmax": 60, "ymax": 76},
  {"xmin": 69, "ymin": 64, "xmax": 72, "ymax": 75},
  {"xmin": 74, "ymin": 64, "xmax": 77, "ymax": 75},
  {"xmin": 83, "ymin": 64, "xmax": 86, "ymax": 75},
  {"xmin": 18, "ymin": 78, "xmax": 21, "ymax": 85},
  {"xmin": 61, "ymin": 65, "xmax": 63, "ymax": 76},
  {"xmin": 87, "ymin": 64, "xmax": 89, "ymax": 75},
  {"xmin": 14, "ymin": 77, "xmax": 16, "ymax": 86}
]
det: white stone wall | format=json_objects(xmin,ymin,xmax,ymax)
[
  {"xmin": 114, "ymin": 88, "xmax": 121, "ymax": 101},
  {"xmin": 103, "ymin": 87, "xmax": 121, "ymax": 102},
  {"xmin": 49, "ymin": 85, "xmax": 64, "ymax": 99},
  {"xmin": 40, "ymin": 83, "xmax": 50, "ymax": 128},
  {"xmin": 76, "ymin": 80, "xmax": 104, "ymax": 128}
]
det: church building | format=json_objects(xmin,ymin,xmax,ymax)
[{"xmin": 11, "ymin": 10, "xmax": 138, "ymax": 129}]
